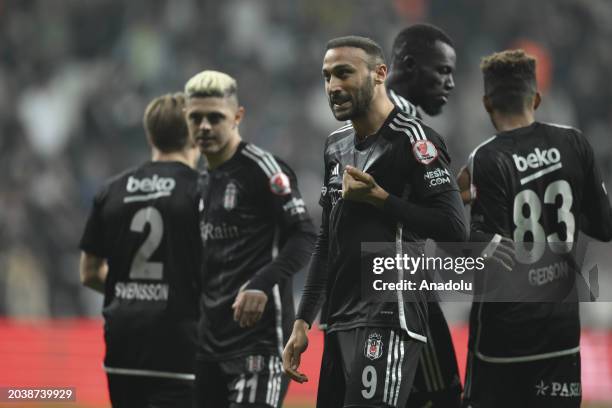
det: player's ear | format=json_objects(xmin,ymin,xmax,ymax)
[
  {"xmin": 533, "ymin": 92, "xmax": 542, "ymax": 111},
  {"xmin": 234, "ymin": 106, "xmax": 245, "ymax": 128},
  {"xmin": 400, "ymin": 55, "xmax": 416, "ymax": 73},
  {"xmin": 483, "ymin": 95, "xmax": 493, "ymax": 114},
  {"xmin": 373, "ymin": 63, "xmax": 387, "ymax": 84}
]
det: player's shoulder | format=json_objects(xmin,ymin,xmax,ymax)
[
  {"xmin": 539, "ymin": 121, "xmax": 585, "ymax": 147},
  {"xmin": 326, "ymin": 122, "xmax": 354, "ymax": 145},
  {"xmin": 539, "ymin": 121, "xmax": 581, "ymax": 135},
  {"xmin": 387, "ymin": 109, "xmax": 445, "ymax": 146},
  {"xmin": 385, "ymin": 110, "xmax": 451, "ymax": 168},
  {"xmin": 468, "ymin": 134, "xmax": 501, "ymax": 162},
  {"xmin": 98, "ymin": 165, "xmax": 141, "ymax": 195},
  {"xmin": 239, "ymin": 142, "xmax": 295, "ymax": 194},
  {"xmin": 388, "ymin": 88, "xmax": 418, "ymax": 117}
]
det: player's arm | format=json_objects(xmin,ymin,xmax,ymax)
[
  {"xmin": 342, "ymin": 142, "xmax": 467, "ymax": 243},
  {"xmin": 233, "ymin": 161, "xmax": 316, "ymax": 328},
  {"xmin": 283, "ymin": 206, "xmax": 330, "ymax": 383},
  {"xmin": 576, "ymin": 132, "xmax": 612, "ymax": 241},
  {"xmin": 79, "ymin": 252, "xmax": 107, "ymax": 293},
  {"xmin": 457, "ymin": 165, "xmax": 475, "ymax": 204},
  {"xmin": 79, "ymin": 186, "xmax": 109, "ymax": 294}
]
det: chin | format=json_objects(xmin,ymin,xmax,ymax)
[
  {"xmin": 333, "ymin": 110, "xmax": 352, "ymax": 122},
  {"xmin": 423, "ymin": 105, "xmax": 444, "ymax": 116}
]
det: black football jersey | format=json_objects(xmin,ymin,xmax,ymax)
[
  {"xmin": 80, "ymin": 161, "xmax": 202, "ymax": 378},
  {"xmin": 320, "ymin": 107, "xmax": 460, "ymax": 342},
  {"xmin": 466, "ymin": 121, "xmax": 612, "ymax": 360},
  {"xmin": 198, "ymin": 142, "xmax": 312, "ymax": 361}
]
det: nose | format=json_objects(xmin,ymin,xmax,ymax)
[
  {"xmin": 328, "ymin": 76, "xmax": 344, "ymax": 94},
  {"xmin": 199, "ymin": 118, "xmax": 212, "ymax": 132},
  {"xmin": 445, "ymin": 74, "xmax": 455, "ymax": 91}
]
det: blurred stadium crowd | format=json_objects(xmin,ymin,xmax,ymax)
[{"xmin": 1, "ymin": 0, "xmax": 611, "ymax": 325}]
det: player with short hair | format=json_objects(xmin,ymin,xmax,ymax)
[
  {"xmin": 386, "ymin": 23, "xmax": 462, "ymax": 408},
  {"xmin": 185, "ymin": 70, "xmax": 315, "ymax": 408},
  {"xmin": 387, "ymin": 23, "xmax": 455, "ymax": 118},
  {"xmin": 459, "ymin": 49, "xmax": 612, "ymax": 408},
  {"xmin": 283, "ymin": 36, "xmax": 467, "ymax": 408},
  {"xmin": 79, "ymin": 93, "xmax": 202, "ymax": 408}
]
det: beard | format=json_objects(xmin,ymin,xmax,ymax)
[{"xmin": 329, "ymin": 76, "xmax": 375, "ymax": 121}]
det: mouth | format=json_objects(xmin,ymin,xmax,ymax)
[
  {"xmin": 330, "ymin": 96, "xmax": 352, "ymax": 111},
  {"xmin": 196, "ymin": 135, "xmax": 216, "ymax": 146},
  {"xmin": 435, "ymin": 94, "xmax": 449, "ymax": 105}
]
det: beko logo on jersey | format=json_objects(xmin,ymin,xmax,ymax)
[
  {"xmin": 126, "ymin": 175, "xmax": 176, "ymax": 193},
  {"xmin": 512, "ymin": 147, "xmax": 561, "ymax": 172}
]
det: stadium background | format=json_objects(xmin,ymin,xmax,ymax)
[{"xmin": 0, "ymin": 0, "xmax": 611, "ymax": 406}]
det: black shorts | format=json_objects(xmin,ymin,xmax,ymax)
[
  {"xmin": 407, "ymin": 303, "xmax": 462, "ymax": 407},
  {"xmin": 107, "ymin": 373, "xmax": 194, "ymax": 408},
  {"xmin": 194, "ymin": 354, "xmax": 287, "ymax": 408},
  {"xmin": 462, "ymin": 351, "xmax": 581, "ymax": 408},
  {"xmin": 317, "ymin": 327, "xmax": 423, "ymax": 408}
]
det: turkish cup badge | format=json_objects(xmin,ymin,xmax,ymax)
[
  {"xmin": 364, "ymin": 332, "xmax": 383, "ymax": 360},
  {"xmin": 412, "ymin": 140, "xmax": 438, "ymax": 165}
]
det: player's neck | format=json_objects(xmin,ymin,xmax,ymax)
[
  {"xmin": 206, "ymin": 134, "xmax": 242, "ymax": 170},
  {"xmin": 352, "ymin": 93, "xmax": 395, "ymax": 141},
  {"xmin": 151, "ymin": 148, "xmax": 197, "ymax": 169},
  {"xmin": 492, "ymin": 111, "xmax": 535, "ymax": 133}
]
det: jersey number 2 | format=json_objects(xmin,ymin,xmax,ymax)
[
  {"xmin": 513, "ymin": 180, "xmax": 575, "ymax": 263},
  {"xmin": 129, "ymin": 206, "xmax": 164, "ymax": 280}
]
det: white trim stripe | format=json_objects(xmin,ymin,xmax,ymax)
[
  {"xmin": 519, "ymin": 162, "xmax": 563, "ymax": 185},
  {"xmin": 242, "ymin": 149, "xmax": 273, "ymax": 177},
  {"xmin": 247, "ymin": 144, "xmax": 282, "ymax": 174},
  {"xmin": 467, "ymin": 135, "xmax": 498, "ymax": 185},
  {"xmin": 389, "ymin": 90, "xmax": 407, "ymax": 113},
  {"xmin": 383, "ymin": 330, "xmax": 395, "ymax": 403},
  {"xmin": 272, "ymin": 285, "xmax": 284, "ymax": 357},
  {"xmin": 392, "ymin": 338, "xmax": 405, "ymax": 406},
  {"xmin": 330, "ymin": 123, "xmax": 353, "ymax": 135},
  {"xmin": 476, "ymin": 345, "xmax": 580, "ymax": 363},
  {"xmin": 242, "ymin": 144, "xmax": 283, "ymax": 179},
  {"xmin": 273, "ymin": 356, "xmax": 282, "ymax": 407},
  {"xmin": 266, "ymin": 357, "xmax": 274, "ymax": 405},
  {"xmin": 395, "ymin": 222, "xmax": 428, "ymax": 343},
  {"xmin": 389, "ymin": 123, "xmax": 416, "ymax": 144},
  {"xmin": 393, "ymin": 119, "xmax": 425, "ymax": 143},
  {"xmin": 123, "ymin": 191, "xmax": 171, "ymax": 203},
  {"xmin": 396, "ymin": 113, "xmax": 427, "ymax": 140},
  {"xmin": 103, "ymin": 366, "xmax": 194, "ymax": 380},
  {"xmin": 389, "ymin": 90, "xmax": 417, "ymax": 117}
]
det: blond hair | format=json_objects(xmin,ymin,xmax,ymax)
[
  {"xmin": 184, "ymin": 70, "xmax": 238, "ymax": 102},
  {"xmin": 143, "ymin": 93, "xmax": 189, "ymax": 153}
]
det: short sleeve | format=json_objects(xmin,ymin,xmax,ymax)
[
  {"xmin": 408, "ymin": 129, "xmax": 459, "ymax": 199},
  {"xmin": 79, "ymin": 187, "xmax": 108, "ymax": 257},
  {"xmin": 262, "ymin": 158, "xmax": 311, "ymax": 229},
  {"xmin": 469, "ymin": 148, "xmax": 512, "ymax": 236}
]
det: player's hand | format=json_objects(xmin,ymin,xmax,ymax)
[
  {"xmin": 483, "ymin": 235, "xmax": 515, "ymax": 273},
  {"xmin": 282, "ymin": 320, "xmax": 310, "ymax": 383},
  {"xmin": 342, "ymin": 165, "xmax": 388, "ymax": 208},
  {"xmin": 232, "ymin": 288, "xmax": 268, "ymax": 328}
]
